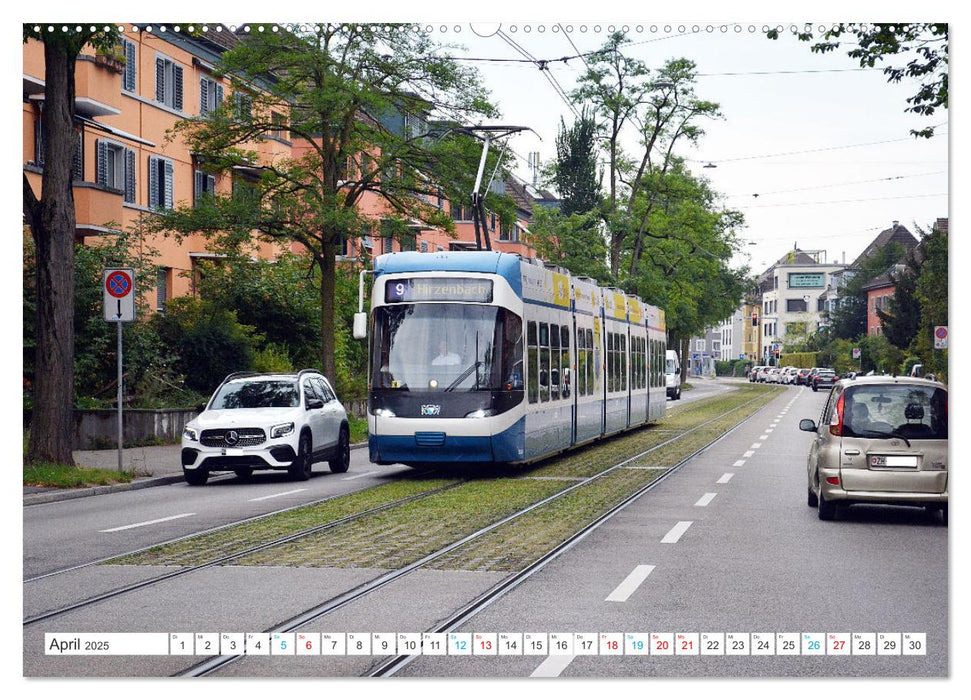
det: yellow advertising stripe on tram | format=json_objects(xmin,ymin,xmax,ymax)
[{"xmin": 552, "ymin": 272, "xmax": 571, "ymax": 308}]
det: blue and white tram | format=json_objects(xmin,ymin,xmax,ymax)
[{"xmin": 360, "ymin": 251, "xmax": 666, "ymax": 466}]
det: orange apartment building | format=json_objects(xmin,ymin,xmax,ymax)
[{"xmin": 24, "ymin": 26, "xmax": 549, "ymax": 315}]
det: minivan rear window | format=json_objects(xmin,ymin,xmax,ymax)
[{"xmin": 842, "ymin": 384, "xmax": 947, "ymax": 440}]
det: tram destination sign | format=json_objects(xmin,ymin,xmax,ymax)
[{"xmin": 385, "ymin": 277, "xmax": 493, "ymax": 304}]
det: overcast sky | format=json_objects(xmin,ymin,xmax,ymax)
[{"xmin": 445, "ymin": 23, "xmax": 948, "ymax": 274}]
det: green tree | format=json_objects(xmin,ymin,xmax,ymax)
[
  {"xmin": 551, "ymin": 107, "xmax": 601, "ymax": 216},
  {"xmin": 768, "ymin": 23, "xmax": 947, "ymax": 137},
  {"xmin": 912, "ymin": 221, "xmax": 948, "ymax": 379},
  {"xmin": 827, "ymin": 242, "xmax": 905, "ymax": 340},
  {"xmin": 525, "ymin": 208, "xmax": 610, "ymax": 284},
  {"xmin": 877, "ymin": 249, "xmax": 921, "ymax": 350},
  {"xmin": 625, "ymin": 164, "xmax": 748, "ymax": 356},
  {"xmin": 149, "ymin": 23, "xmax": 498, "ymax": 382},
  {"xmin": 23, "ymin": 26, "xmax": 118, "ymax": 464}
]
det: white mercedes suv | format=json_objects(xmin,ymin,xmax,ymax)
[{"xmin": 180, "ymin": 370, "xmax": 350, "ymax": 485}]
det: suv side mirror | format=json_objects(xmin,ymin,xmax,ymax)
[
  {"xmin": 306, "ymin": 397, "xmax": 325, "ymax": 410},
  {"xmin": 799, "ymin": 419, "xmax": 817, "ymax": 432},
  {"xmin": 353, "ymin": 312, "xmax": 367, "ymax": 340}
]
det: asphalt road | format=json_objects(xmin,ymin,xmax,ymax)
[{"xmin": 23, "ymin": 381, "xmax": 948, "ymax": 680}]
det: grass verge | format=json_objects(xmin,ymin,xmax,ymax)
[{"xmin": 24, "ymin": 462, "xmax": 135, "ymax": 488}]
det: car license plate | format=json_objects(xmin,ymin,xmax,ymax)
[
  {"xmin": 222, "ymin": 448, "xmax": 244, "ymax": 456},
  {"xmin": 869, "ymin": 455, "xmax": 918, "ymax": 468}
]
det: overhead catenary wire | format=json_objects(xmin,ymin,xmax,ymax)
[{"xmin": 722, "ymin": 170, "xmax": 947, "ymax": 200}]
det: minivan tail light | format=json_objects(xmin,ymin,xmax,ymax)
[
  {"xmin": 826, "ymin": 476, "xmax": 841, "ymax": 486},
  {"xmin": 829, "ymin": 392, "xmax": 845, "ymax": 436}
]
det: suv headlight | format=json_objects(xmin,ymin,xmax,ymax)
[
  {"xmin": 270, "ymin": 422, "xmax": 295, "ymax": 439},
  {"xmin": 183, "ymin": 427, "xmax": 198, "ymax": 442}
]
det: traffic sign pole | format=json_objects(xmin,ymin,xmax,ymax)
[
  {"xmin": 104, "ymin": 268, "xmax": 135, "ymax": 472},
  {"xmin": 117, "ymin": 319, "xmax": 123, "ymax": 473}
]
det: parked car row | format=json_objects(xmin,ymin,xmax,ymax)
[{"xmin": 747, "ymin": 365, "xmax": 841, "ymax": 391}]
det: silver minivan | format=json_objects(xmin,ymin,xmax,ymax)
[{"xmin": 799, "ymin": 376, "xmax": 947, "ymax": 523}]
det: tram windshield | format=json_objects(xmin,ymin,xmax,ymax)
[{"xmin": 372, "ymin": 304, "xmax": 523, "ymax": 393}]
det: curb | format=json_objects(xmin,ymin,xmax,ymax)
[{"xmin": 22, "ymin": 442, "xmax": 370, "ymax": 506}]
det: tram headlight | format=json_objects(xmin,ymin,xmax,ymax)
[
  {"xmin": 374, "ymin": 408, "xmax": 397, "ymax": 418},
  {"xmin": 464, "ymin": 408, "xmax": 496, "ymax": 419}
]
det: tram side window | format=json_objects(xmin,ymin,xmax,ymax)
[
  {"xmin": 560, "ymin": 325, "xmax": 571, "ymax": 399},
  {"xmin": 638, "ymin": 337, "xmax": 645, "ymax": 390},
  {"xmin": 527, "ymin": 322, "xmax": 538, "ymax": 404},
  {"xmin": 606, "ymin": 333, "xmax": 615, "ymax": 393},
  {"xmin": 577, "ymin": 329, "xmax": 587, "ymax": 397},
  {"xmin": 539, "ymin": 322, "xmax": 550, "ymax": 402},
  {"xmin": 586, "ymin": 328, "xmax": 594, "ymax": 395},
  {"xmin": 550, "ymin": 325, "xmax": 560, "ymax": 400}
]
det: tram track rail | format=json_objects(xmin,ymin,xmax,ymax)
[
  {"xmin": 177, "ymin": 386, "xmax": 779, "ymax": 677},
  {"xmin": 22, "ymin": 479, "xmax": 465, "ymax": 626}
]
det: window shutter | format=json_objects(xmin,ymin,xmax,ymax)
[
  {"xmin": 156, "ymin": 268, "xmax": 167, "ymax": 313},
  {"xmin": 72, "ymin": 131, "xmax": 83, "ymax": 180},
  {"xmin": 215, "ymin": 83, "xmax": 223, "ymax": 109},
  {"xmin": 123, "ymin": 40, "xmax": 136, "ymax": 92},
  {"xmin": 194, "ymin": 170, "xmax": 203, "ymax": 200},
  {"xmin": 96, "ymin": 139, "xmax": 108, "ymax": 186},
  {"xmin": 200, "ymin": 79, "xmax": 208, "ymax": 115},
  {"xmin": 148, "ymin": 155, "xmax": 159, "ymax": 208},
  {"xmin": 155, "ymin": 58, "xmax": 165, "ymax": 103},
  {"xmin": 207, "ymin": 174, "xmax": 216, "ymax": 194},
  {"xmin": 173, "ymin": 65, "xmax": 183, "ymax": 111},
  {"xmin": 124, "ymin": 148, "xmax": 136, "ymax": 203},
  {"xmin": 163, "ymin": 158, "xmax": 174, "ymax": 208}
]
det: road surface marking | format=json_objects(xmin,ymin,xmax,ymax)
[
  {"xmin": 661, "ymin": 521, "xmax": 693, "ymax": 544},
  {"xmin": 733, "ymin": 460, "xmax": 746, "ymax": 467},
  {"xmin": 751, "ymin": 443, "xmax": 762, "ymax": 449},
  {"xmin": 531, "ymin": 655, "xmax": 575, "ymax": 677},
  {"xmin": 605, "ymin": 565, "xmax": 656, "ymax": 602},
  {"xmin": 341, "ymin": 471, "xmax": 378, "ymax": 481},
  {"xmin": 695, "ymin": 493, "xmax": 717, "ymax": 507},
  {"xmin": 744, "ymin": 451, "xmax": 755, "ymax": 458},
  {"xmin": 759, "ymin": 434, "xmax": 769, "ymax": 440},
  {"xmin": 248, "ymin": 489, "xmax": 307, "ymax": 502},
  {"xmin": 99, "ymin": 513, "xmax": 195, "ymax": 533},
  {"xmin": 717, "ymin": 473, "xmax": 734, "ymax": 484}
]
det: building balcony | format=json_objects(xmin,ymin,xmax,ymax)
[
  {"xmin": 73, "ymin": 182, "xmax": 123, "ymax": 237},
  {"xmin": 74, "ymin": 56, "xmax": 123, "ymax": 117}
]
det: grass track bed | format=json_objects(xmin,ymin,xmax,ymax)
[
  {"xmin": 108, "ymin": 478, "xmax": 459, "ymax": 566},
  {"xmin": 430, "ymin": 468, "xmax": 666, "ymax": 572}
]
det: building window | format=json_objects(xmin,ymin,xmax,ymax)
[
  {"xmin": 696, "ymin": 340, "xmax": 705, "ymax": 352},
  {"xmin": 232, "ymin": 92, "xmax": 253, "ymax": 123},
  {"xmin": 149, "ymin": 155, "xmax": 174, "ymax": 210},
  {"xmin": 786, "ymin": 298, "xmax": 808, "ymax": 313},
  {"xmin": 420, "ymin": 240, "xmax": 429, "ymax": 253},
  {"xmin": 269, "ymin": 111, "xmax": 288, "ymax": 141},
  {"xmin": 120, "ymin": 38, "xmax": 136, "ymax": 93},
  {"xmin": 200, "ymin": 76, "xmax": 223, "ymax": 116},
  {"xmin": 96, "ymin": 140, "xmax": 136, "ymax": 203},
  {"xmin": 194, "ymin": 169, "xmax": 216, "ymax": 206},
  {"xmin": 156, "ymin": 267, "xmax": 169, "ymax": 313},
  {"xmin": 155, "ymin": 54, "xmax": 184, "ymax": 111}
]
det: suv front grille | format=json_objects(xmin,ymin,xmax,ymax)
[{"xmin": 200, "ymin": 428, "xmax": 267, "ymax": 448}]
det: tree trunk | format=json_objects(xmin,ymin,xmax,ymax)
[
  {"xmin": 26, "ymin": 42, "xmax": 79, "ymax": 465},
  {"xmin": 317, "ymin": 245, "xmax": 337, "ymax": 383}
]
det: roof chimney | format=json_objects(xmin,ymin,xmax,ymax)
[{"xmin": 892, "ymin": 220, "xmax": 899, "ymax": 229}]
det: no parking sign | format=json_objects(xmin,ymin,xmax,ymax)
[
  {"xmin": 103, "ymin": 268, "xmax": 135, "ymax": 322},
  {"xmin": 934, "ymin": 326, "xmax": 948, "ymax": 349}
]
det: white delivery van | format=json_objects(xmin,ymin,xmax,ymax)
[{"xmin": 665, "ymin": 349, "xmax": 681, "ymax": 400}]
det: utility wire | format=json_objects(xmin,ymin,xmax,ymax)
[
  {"xmin": 723, "ymin": 170, "xmax": 947, "ymax": 200},
  {"xmin": 738, "ymin": 192, "xmax": 946, "ymax": 209},
  {"xmin": 496, "ymin": 29, "xmax": 581, "ymax": 120}
]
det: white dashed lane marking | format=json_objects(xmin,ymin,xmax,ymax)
[
  {"xmin": 99, "ymin": 513, "xmax": 195, "ymax": 533},
  {"xmin": 531, "ymin": 654, "xmax": 575, "ymax": 677},
  {"xmin": 661, "ymin": 521, "xmax": 693, "ymax": 544},
  {"xmin": 694, "ymin": 493, "xmax": 717, "ymax": 507},
  {"xmin": 717, "ymin": 473, "xmax": 734, "ymax": 484},
  {"xmin": 605, "ymin": 565, "xmax": 656, "ymax": 602},
  {"xmin": 247, "ymin": 489, "xmax": 307, "ymax": 502}
]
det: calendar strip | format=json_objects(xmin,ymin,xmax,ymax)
[{"xmin": 45, "ymin": 632, "xmax": 927, "ymax": 656}]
